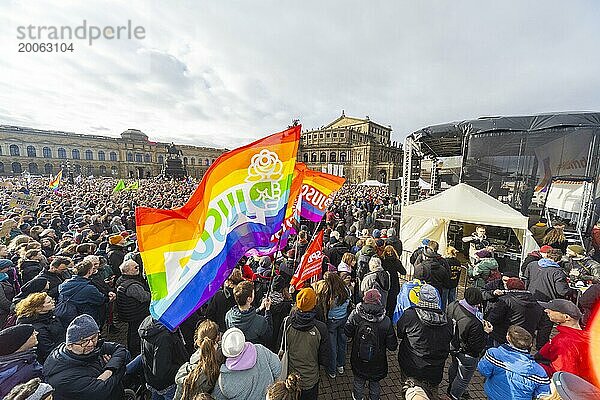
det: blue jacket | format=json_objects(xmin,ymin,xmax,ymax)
[
  {"xmin": 478, "ymin": 344, "xmax": 551, "ymax": 400},
  {"xmin": 58, "ymin": 276, "xmax": 106, "ymax": 324}
]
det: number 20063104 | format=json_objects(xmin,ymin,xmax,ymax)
[{"xmin": 18, "ymin": 42, "xmax": 74, "ymax": 52}]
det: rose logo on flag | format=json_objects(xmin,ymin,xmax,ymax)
[{"xmin": 246, "ymin": 149, "xmax": 284, "ymax": 210}]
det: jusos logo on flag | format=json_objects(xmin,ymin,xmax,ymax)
[
  {"xmin": 300, "ymin": 169, "xmax": 346, "ymax": 222},
  {"xmin": 290, "ymin": 230, "xmax": 325, "ymax": 289},
  {"xmin": 135, "ymin": 126, "xmax": 300, "ymax": 330}
]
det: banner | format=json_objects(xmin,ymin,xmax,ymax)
[
  {"xmin": 300, "ymin": 169, "xmax": 346, "ymax": 222},
  {"xmin": 290, "ymin": 230, "xmax": 324, "ymax": 289},
  {"xmin": 9, "ymin": 193, "xmax": 41, "ymax": 211},
  {"xmin": 545, "ymin": 180, "xmax": 585, "ymax": 213}
]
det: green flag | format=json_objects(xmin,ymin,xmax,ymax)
[
  {"xmin": 113, "ymin": 179, "xmax": 126, "ymax": 192},
  {"xmin": 125, "ymin": 181, "xmax": 139, "ymax": 190}
]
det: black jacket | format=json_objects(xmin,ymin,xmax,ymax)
[
  {"xmin": 17, "ymin": 311, "xmax": 65, "ymax": 363},
  {"xmin": 325, "ymin": 241, "xmax": 349, "ymax": 268},
  {"xmin": 396, "ymin": 307, "xmax": 452, "ymax": 385},
  {"xmin": 385, "ymin": 237, "xmax": 403, "ymax": 259},
  {"xmin": 345, "ymin": 302, "xmax": 397, "ymax": 381},
  {"xmin": 523, "ymin": 259, "xmax": 571, "ymax": 302},
  {"xmin": 19, "ymin": 260, "xmax": 43, "ymax": 284},
  {"xmin": 115, "ymin": 275, "xmax": 150, "ymax": 322},
  {"xmin": 520, "ymin": 251, "xmax": 542, "ymax": 276},
  {"xmin": 106, "ymin": 244, "xmax": 125, "ymax": 278},
  {"xmin": 43, "ymin": 342, "xmax": 128, "ymax": 400},
  {"xmin": 33, "ymin": 269, "xmax": 68, "ymax": 300},
  {"xmin": 414, "ymin": 256, "xmax": 452, "ymax": 294},
  {"xmin": 579, "ymin": 283, "xmax": 600, "ymax": 327},
  {"xmin": 139, "ymin": 316, "xmax": 188, "ymax": 391},
  {"xmin": 205, "ymin": 285, "xmax": 237, "ymax": 332},
  {"xmin": 446, "ymin": 301, "xmax": 487, "ymax": 358},
  {"xmin": 485, "ymin": 290, "xmax": 542, "ymax": 344}
]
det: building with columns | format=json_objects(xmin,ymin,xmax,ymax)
[
  {"xmin": 299, "ymin": 112, "xmax": 403, "ymax": 184},
  {"xmin": 0, "ymin": 125, "xmax": 225, "ymax": 179}
]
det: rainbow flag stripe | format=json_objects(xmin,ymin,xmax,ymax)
[
  {"xmin": 300, "ymin": 169, "xmax": 345, "ymax": 222},
  {"xmin": 48, "ymin": 170, "xmax": 62, "ymax": 190},
  {"xmin": 135, "ymin": 126, "xmax": 300, "ymax": 330}
]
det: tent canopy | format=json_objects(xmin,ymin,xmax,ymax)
[
  {"xmin": 358, "ymin": 179, "xmax": 388, "ymax": 187},
  {"xmin": 400, "ymin": 183, "xmax": 537, "ymax": 270}
]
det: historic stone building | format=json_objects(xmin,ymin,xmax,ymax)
[
  {"xmin": 0, "ymin": 125, "xmax": 225, "ymax": 179},
  {"xmin": 299, "ymin": 113, "xmax": 403, "ymax": 184}
]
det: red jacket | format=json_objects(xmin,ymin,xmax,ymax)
[{"xmin": 538, "ymin": 325, "xmax": 592, "ymax": 382}]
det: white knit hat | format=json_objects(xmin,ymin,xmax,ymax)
[{"xmin": 221, "ymin": 328, "xmax": 245, "ymax": 358}]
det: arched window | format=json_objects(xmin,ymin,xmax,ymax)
[
  {"xmin": 110, "ymin": 152, "xmax": 118, "ymax": 161},
  {"xmin": 0, "ymin": 163, "xmax": 4, "ymax": 173},
  {"xmin": 205, "ymin": 158, "xmax": 210, "ymax": 166},
  {"xmin": 71, "ymin": 149, "xmax": 80, "ymax": 159},
  {"xmin": 157, "ymin": 155, "xmax": 164, "ymax": 164},
  {"xmin": 28, "ymin": 163, "xmax": 38, "ymax": 174},
  {"xmin": 183, "ymin": 157, "xmax": 188, "ymax": 165},
  {"xmin": 135, "ymin": 153, "xmax": 143, "ymax": 163},
  {"xmin": 340, "ymin": 152, "xmax": 347, "ymax": 163},
  {"xmin": 190, "ymin": 157, "xmax": 195, "ymax": 165},
  {"xmin": 44, "ymin": 163, "xmax": 53, "ymax": 175},
  {"xmin": 27, "ymin": 146, "xmax": 36, "ymax": 157},
  {"xmin": 43, "ymin": 147, "xmax": 52, "ymax": 158},
  {"xmin": 126, "ymin": 152, "xmax": 133, "ymax": 162},
  {"xmin": 311, "ymin": 153, "xmax": 317, "ymax": 162},
  {"xmin": 330, "ymin": 152, "xmax": 336, "ymax": 162},
  {"xmin": 12, "ymin": 162, "xmax": 22, "ymax": 173},
  {"xmin": 85, "ymin": 150, "xmax": 93, "ymax": 160},
  {"xmin": 9, "ymin": 145, "xmax": 20, "ymax": 156},
  {"xmin": 57, "ymin": 148, "xmax": 67, "ymax": 159},
  {"xmin": 111, "ymin": 166, "xmax": 118, "ymax": 175},
  {"xmin": 99, "ymin": 165, "xmax": 107, "ymax": 175},
  {"xmin": 98, "ymin": 151, "xmax": 105, "ymax": 161},
  {"xmin": 144, "ymin": 154, "xmax": 151, "ymax": 163},
  {"xmin": 86, "ymin": 165, "xmax": 93, "ymax": 175},
  {"xmin": 320, "ymin": 152, "xmax": 326, "ymax": 163},
  {"xmin": 303, "ymin": 153, "xmax": 309, "ymax": 163},
  {"xmin": 74, "ymin": 164, "xmax": 82, "ymax": 174}
]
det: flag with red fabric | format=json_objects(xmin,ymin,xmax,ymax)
[{"xmin": 290, "ymin": 230, "xmax": 325, "ymax": 289}]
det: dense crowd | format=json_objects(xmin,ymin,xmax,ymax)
[{"xmin": 0, "ymin": 176, "xmax": 599, "ymax": 400}]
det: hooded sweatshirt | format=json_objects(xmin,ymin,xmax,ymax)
[
  {"xmin": 224, "ymin": 306, "xmax": 272, "ymax": 345},
  {"xmin": 211, "ymin": 343, "xmax": 280, "ymax": 400},
  {"xmin": 524, "ymin": 258, "xmax": 571, "ymax": 301}
]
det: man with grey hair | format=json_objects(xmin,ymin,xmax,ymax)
[
  {"xmin": 360, "ymin": 257, "xmax": 391, "ymax": 308},
  {"xmin": 115, "ymin": 259, "xmax": 150, "ymax": 355}
]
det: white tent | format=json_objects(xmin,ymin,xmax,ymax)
[
  {"xmin": 400, "ymin": 183, "xmax": 538, "ymax": 271},
  {"xmin": 358, "ymin": 179, "xmax": 388, "ymax": 187}
]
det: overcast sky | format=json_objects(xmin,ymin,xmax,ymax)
[{"xmin": 1, "ymin": 1, "xmax": 600, "ymax": 149}]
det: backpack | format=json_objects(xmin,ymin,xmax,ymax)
[
  {"xmin": 55, "ymin": 284, "xmax": 86, "ymax": 327},
  {"xmin": 356, "ymin": 321, "xmax": 379, "ymax": 362}
]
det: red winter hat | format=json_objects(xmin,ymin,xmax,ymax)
[
  {"xmin": 363, "ymin": 288, "xmax": 382, "ymax": 305},
  {"xmin": 505, "ymin": 277, "xmax": 525, "ymax": 290},
  {"xmin": 539, "ymin": 245, "xmax": 553, "ymax": 253}
]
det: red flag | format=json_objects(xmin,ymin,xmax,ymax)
[{"xmin": 290, "ymin": 230, "xmax": 325, "ymax": 289}]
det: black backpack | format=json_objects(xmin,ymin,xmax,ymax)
[
  {"xmin": 356, "ymin": 320, "xmax": 379, "ymax": 362},
  {"xmin": 357, "ymin": 254, "xmax": 371, "ymax": 282}
]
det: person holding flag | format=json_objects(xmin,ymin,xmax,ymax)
[{"xmin": 290, "ymin": 230, "xmax": 325, "ymax": 290}]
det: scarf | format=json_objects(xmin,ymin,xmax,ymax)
[{"xmin": 459, "ymin": 299, "xmax": 484, "ymax": 322}]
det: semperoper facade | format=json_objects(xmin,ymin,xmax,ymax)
[
  {"xmin": 0, "ymin": 126, "xmax": 225, "ymax": 179},
  {"xmin": 299, "ymin": 112, "xmax": 402, "ymax": 184}
]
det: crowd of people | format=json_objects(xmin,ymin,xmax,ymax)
[{"xmin": 0, "ymin": 176, "xmax": 599, "ymax": 400}]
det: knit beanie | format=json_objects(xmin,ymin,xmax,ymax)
[
  {"xmin": 0, "ymin": 259, "xmax": 14, "ymax": 270},
  {"xmin": 109, "ymin": 234, "xmax": 123, "ymax": 245},
  {"xmin": 66, "ymin": 314, "xmax": 99, "ymax": 345},
  {"xmin": 475, "ymin": 249, "xmax": 492, "ymax": 258},
  {"xmin": 221, "ymin": 327, "xmax": 245, "ymax": 358},
  {"xmin": 296, "ymin": 287, "xmax": 317, "ymax": 312},
  {"xmin": 387, "ymin": 228, "xmax": 396, "ymax": 237},
  {"xmin": 372, "ymin": 229, "xmax": 381, "ymax": 238},
  {"xmin": 505, "ymin": 277, "xmax": 525, "ymax": 290},
  {"xmin": 418, "ymin": 284, "xmax": 440, "ymax": 309},
  {"xmin": 567, "ymin": 245, "xmax": 585, "ymax": 256},
  {"xmin": 463, "ymin": 287, "xmax": 483, "ymax": 306},
  {"xmin": 363, "ymin": 288, "xmax": 382, "ymax": 305},
  {"xmin": 0, "ymin": 324, "xmax": 34, "ymax": 355}
]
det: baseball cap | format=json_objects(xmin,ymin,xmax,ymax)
[
  {"xmin": 552, "ymin": 371, "xmax": 600, "ymax": 400},
  {"xmin": 539, "ymin": 299, "xmax": 582, "ymax": 320}
]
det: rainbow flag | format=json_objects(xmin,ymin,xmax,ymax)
[
  {"xmin": 48, "ymin": 170, "xmax": 62, "ymax": 191},
  {"xmin": 300, "ymin": 169, "xmax": 345, "ymax": 222},
  {"xmin": 135, "ymin": 126, "xmax": 300, "ymax": 330}
]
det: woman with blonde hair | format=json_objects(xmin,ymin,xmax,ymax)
[
  {"xmin": 266, "ymin": 373, "xmax": 302, "ymax": 400},
  {"xmin": 443, "ymin": 246, "xmax": 463, "ymax": 304},
  {"xmin": 337, "ymin": 252, "xmax": 355, "ymax": 288},
  {"xmin": 15, "ymin": 292, "xmax": 65, "ymax": 362},
  {"xmin": 381, "ymin": 245, "xmax": 406, "ymax": 318},
  {"xmin": 542, "ymin": 221, "xmax": 568, "ymax": 253},
  {"xmin": 176, "ymin": 319, "xmax": 223, "ymax": 400}
]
